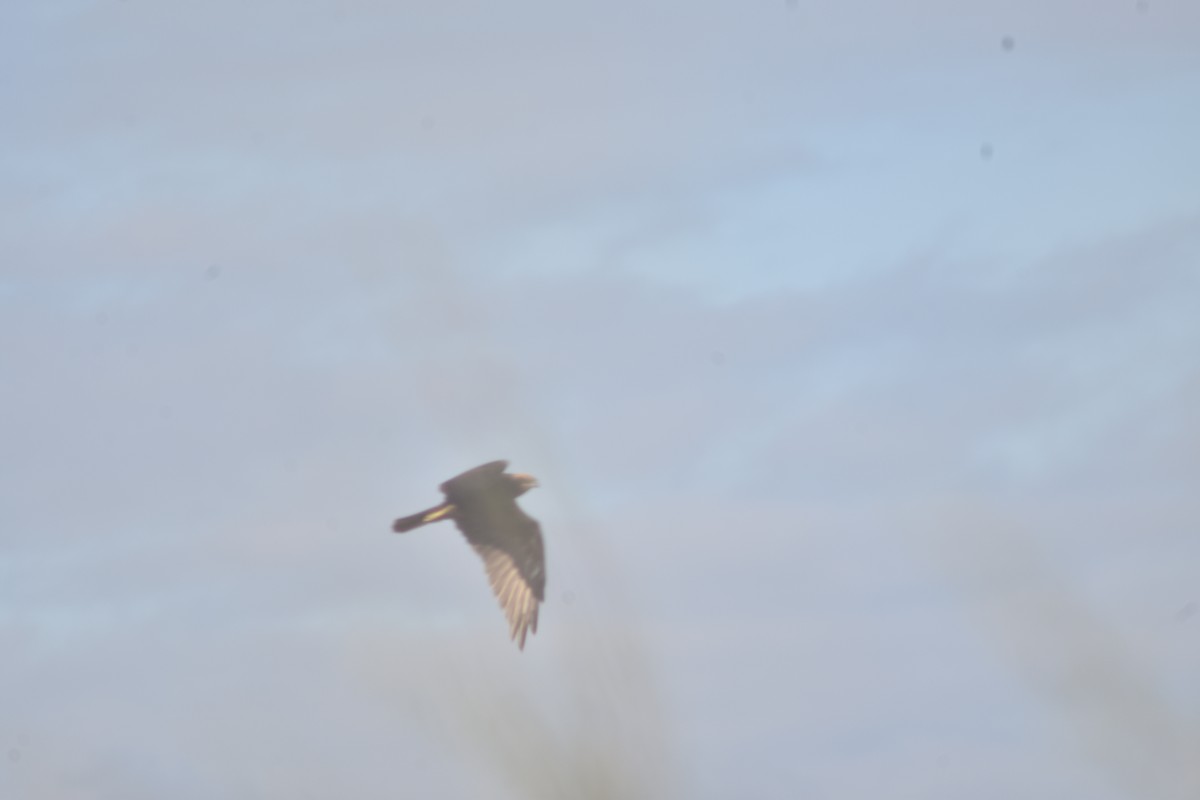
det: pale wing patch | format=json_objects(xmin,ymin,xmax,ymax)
[
  {"xmin": 422, "ymin": 504, "xmax": 455, "ymax": 523},
  {"xmin": 472, "ymin": 543, "xmax": 541, "ymax": 649}
]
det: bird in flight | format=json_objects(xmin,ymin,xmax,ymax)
[{"xmin": 392, "ymin": 460, "xmax": 546, "ymax": 649}]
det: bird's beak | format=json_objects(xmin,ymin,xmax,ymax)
[{"xmin": 513, "ymin": 473, "xmax": 539, "ymax": 489}]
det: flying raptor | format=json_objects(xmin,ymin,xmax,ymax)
[{"xmin": 391, "ymin": 460, "xmax": 546, "ymax": 649}]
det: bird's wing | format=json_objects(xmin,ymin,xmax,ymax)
[
  {"xmin": 456, "ymin": 502, "xmax": 546, "ymax": 649},
  {"xmin": 440, "ymin": 460, "xmax": 509, "ymax": 498},
  {"xmin": 470, "ymin": 541, "xmax": 542, "ymax": 649}
]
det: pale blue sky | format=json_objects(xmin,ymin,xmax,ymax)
[{"xmin": 2, "ymin": 2, "xmax": 1199, "ymax": 798}]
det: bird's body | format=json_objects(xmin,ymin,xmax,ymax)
[{"xmin": 391, "ymin": 461, "xmax": 545, "ymax": 649}]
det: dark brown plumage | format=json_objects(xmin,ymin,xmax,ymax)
[{"xmin": 391, "ymin": 460, "xmax": 545, "ymax": 649}]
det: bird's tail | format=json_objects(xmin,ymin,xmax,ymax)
[{"xmin": 392, "ymin": 503, "xmax": 455, "ymax": 533}]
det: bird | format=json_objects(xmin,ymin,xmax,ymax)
[{"xmin": 391, "ymin": 460, "xmax": 546, "ymax": 649}]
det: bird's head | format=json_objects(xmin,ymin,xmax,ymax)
[{"xmin": 509, "ymin": 473, "xmax": 539, "ymax": 496}]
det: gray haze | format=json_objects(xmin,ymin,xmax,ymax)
[{"xmin": 2, "ymin": 1, "xmax": 1199, "ymax": 798}]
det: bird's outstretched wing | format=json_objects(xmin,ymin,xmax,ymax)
[
  {"xmin": 455, "ymin": 502, "xmax": 546, "ymax": 650},
  {"xmin": 440, "ymin": 460, "xmax": 508, "ymax": 499},
  {"xmin": 470, "ymin": 539, "xmax": 542, "ymax": 649}
]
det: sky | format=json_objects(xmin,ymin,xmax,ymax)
[{"xmin": 2, "ymin": 0, "xmax": 1199, "ymax": 797}]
